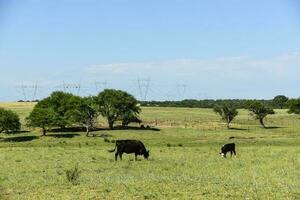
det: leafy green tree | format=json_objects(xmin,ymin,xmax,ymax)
[
  {"xmin": 67, "ymin": 97, "xmax": 98, "ymax": 136},
  {"xmin": 94, "ymin": 89, "xmax": 141, "ymax": 129},
  {"xmin": 36, "ymin": 91, "xmax": 81, "ymax": 129},
  {"xmin": 120, "ymin": 111, "xmax": 142, "ymax": 127},
  {"xmin": 272, "ymin": 95, "xmax": 289, "ymax": 109},
  {"xmin": 287, "ymin": 98, "xmax": 300, "ymax": 115},
  {"xmin": 0, "ymin": 108, "xmax": 21, "ymax": 133},
  {"xmin": 247, "ymin": 101, "xmax": 275, "ymax": 128},
  {"xmin": 213, "ymin": 103, "xmax": 238, "ymax": 129},
  {"xmin": 26, "ymin": 107, "xmax": 58, "ymax": 135}
]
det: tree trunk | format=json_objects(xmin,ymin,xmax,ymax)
[
  {"xmin": 227, "ymin": 122, "xmax": 230, "ymax": 129},
  {"xmin": 108, "ymin": 120, "xmax": 114, "ymax": 129},
  {"xmin": 42, "ymin": 128, "xmax": 47, "ymax": 136},
  {"xmin": 259, "ymin": 118, "xmax": 265, "ymax": 128},
  {"xmin": 86, "ymin": 126, "xmax": 90, "ymax": 137}
]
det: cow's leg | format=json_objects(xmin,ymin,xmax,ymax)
[
  {"xmin": 233, "ymin": 149, "xmax": 236, "ymax": 156},
  {"xmin": 119, "ymin": 153, "xmax": 123, "ymax": 160},
  {"xmin": 115, "ymin": 152, "xmax": 118, "ymax": 161},
  {"xmin": 135, "ymin": 153, "xmax": 138, "ymax": 161},
  {"xmin": 230, "ymin": 151, "xmax": 233, "ymax": 157},
  {"xmin": 224, "ymin": 152, "xmax": 227, "ymax": 158}
]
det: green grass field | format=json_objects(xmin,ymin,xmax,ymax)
[{"xmin": 0, "ymin": 102, "xmax": 299, "ymax": 199}]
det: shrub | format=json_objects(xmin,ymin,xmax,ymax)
[
  {"xmin": 0, "ymin": 108, "xmax": 21, "ymax": 133},
  {"xmin": 65, "ymin": 164, "xmax": 81, "ymax": 185},
  {"xmin": 287, "ymin": 98, "xmax": 300, "ymax": 115}
]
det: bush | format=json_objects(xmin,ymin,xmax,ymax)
[
  {"xmin": 0, "ymin": 108, "xmax": 21, "ymax": 133},
  {"xmin": 65, "ymin": 164, "xmax": 81, "ymax": 185},
  {"xmin": 287, "ymin": 98, "xmax": 300, "ymax": 115}
]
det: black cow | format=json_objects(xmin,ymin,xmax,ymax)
[
  {"xmin": 219, "ymin": 143, "xmax": 236, "ymax": 158},
  {"xmin": 109, "ymin": 140, "xmax": 150, "ymax": 161}
]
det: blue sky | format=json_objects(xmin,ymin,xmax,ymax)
[{"xmin": 0, "ymin": 0, "xmax": 300, "ymax": 101}]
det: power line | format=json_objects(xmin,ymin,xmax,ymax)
[{"xmin": 61, "ymin": 81, "xmax": 81, "ymax": 95}]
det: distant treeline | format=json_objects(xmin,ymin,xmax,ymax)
[{"xmin": 140, "ymin": 98, "xmax": 284, "ymax": 109}]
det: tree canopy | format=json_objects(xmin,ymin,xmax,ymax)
[
  {"xmin": 272, "ymin": 95, "xmax": 289, "ymax": 109},
  {"xmin": 247, "ymin": 101, "xmax": 275, "ymax": 128},
  {"xmin": 35, "ymin": 91, "xmax": 81, "ymax": 129},
  {"xmin": 94, "ymin": 89, "xmax": 141, "ymax": 129},
  {"xmin": 287, "ymin": 98, "xmax": 300, "ymax": 115},
  {"xmin": 26, "ymin": 107, "xmax": 59, "ymax": 135},
  {"xmin": 0, "ymin": 108, "xmax": 21, "ymax": 133},
  {"xmin": 67, "ymin": 97, "xmax": 98, "ymax": 136},
  {"xmin": 213, "ymin": 103, "xmax": 238, "ymax": 129}
]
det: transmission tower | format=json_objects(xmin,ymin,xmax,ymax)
[
  {"xmin": 17, "ymin": 82, "xmax": 39, "ymax": 101},
  {"xmin": 176, "ymin": 84, "xmax": 187, "ymax": 100},
  {"xmin": 137, "ymin": 78, "xmax": 151, "ymax": 101}
]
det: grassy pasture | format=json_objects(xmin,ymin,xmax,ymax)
[{"xmin": 0, "ymin": 102, "xmax": 299, "ymax": 199}]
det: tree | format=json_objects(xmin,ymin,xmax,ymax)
[
  {"xmin": 36, "ymin": 91, "xmax": 81, "ymax": 129},
  {"xmin": 26, "ymin": 107, "xmax": 58, "ymax": 135},
  {"xmin": 94, "ymin": 89, "xmax": 141, "ymax": 129},
  {"xmin": 247, "ymin": 101, "xmax": 275, "ymax": 128},
  {"xmin": 67, "ymin": 97, "xmax": 98, "ymax": 136},
  {"xmin": 120, "ymin": 111, "xmax": 142, "ymax": 127},
  {"xmin": 287, "ymin": 98, "xmax": 300, "ymax": 115},
  {"xmin": 0, "ymin": 108, "xmax": 21, "ymax": 133},
  {"xmin": 213, "ymin": 103, "xmax": 238, "ymax": 129},
  {"xmin": 273, "ymin": 95, "xmax": 289, "ymax": 109}
]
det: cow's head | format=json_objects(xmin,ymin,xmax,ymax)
[
  {"xmin": 219, "ymin": 146, "xmax": 225, "ymax": 158},
  {"xmin": 143, "ymin": 150, "xmax": 150, "ymax": 159}
]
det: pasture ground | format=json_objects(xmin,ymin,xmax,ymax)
[{"xmin": 0, "ymin": 102, "xmax": 299, "ymax": 199}]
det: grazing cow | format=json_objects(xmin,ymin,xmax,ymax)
[
  {"xmin": 140, "ymin": 125, "xmax": 145, "ymax": 129},
  {"xmin": 219, "ymin": 143, "xmax": 236, "ymax": 158},
  {"xmin": 109, "ymin": 140, "xmax": 150, "ymax": 161}
]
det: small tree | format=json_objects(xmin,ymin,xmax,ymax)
[
  {"xmin": 67, "ymin": 97, "xmax": 98, "ymax": 136},
  {"xmin": 26, "ymin": 107, "xmax": 58, "ymax": 135},
  {"xmin": 94, "ymin": 89, "xmax": 141, "ymax": 129},
  {"xmin": 273, "ymin": 95, "xmax": 289, "ymax": 109},
  {"xmin": 287, "ymin": 98, "xmax": 300, "ymax": 115},
  {"xmin": 247, "ymin": 101, "xmax": 275, "ymax": 128},
  {"xmin": 213, "ymin": 103, "xmax": 238, "ymax": 129},
  {"xmin": 0, "ymin": 108, "xmax": 21, "ymax": 133}
]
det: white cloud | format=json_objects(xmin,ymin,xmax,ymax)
[
  {"xmin": 84, "ymin": 53, "xmax": 300, "ymax": 99},
  {"xmin": 87, "ymin": 53, "xmax": 300, "ymax": 79}
]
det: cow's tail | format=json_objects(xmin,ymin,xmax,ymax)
[{"xmin": 108, "ymin": 142, "xmax": 117, "ymax": 152}]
